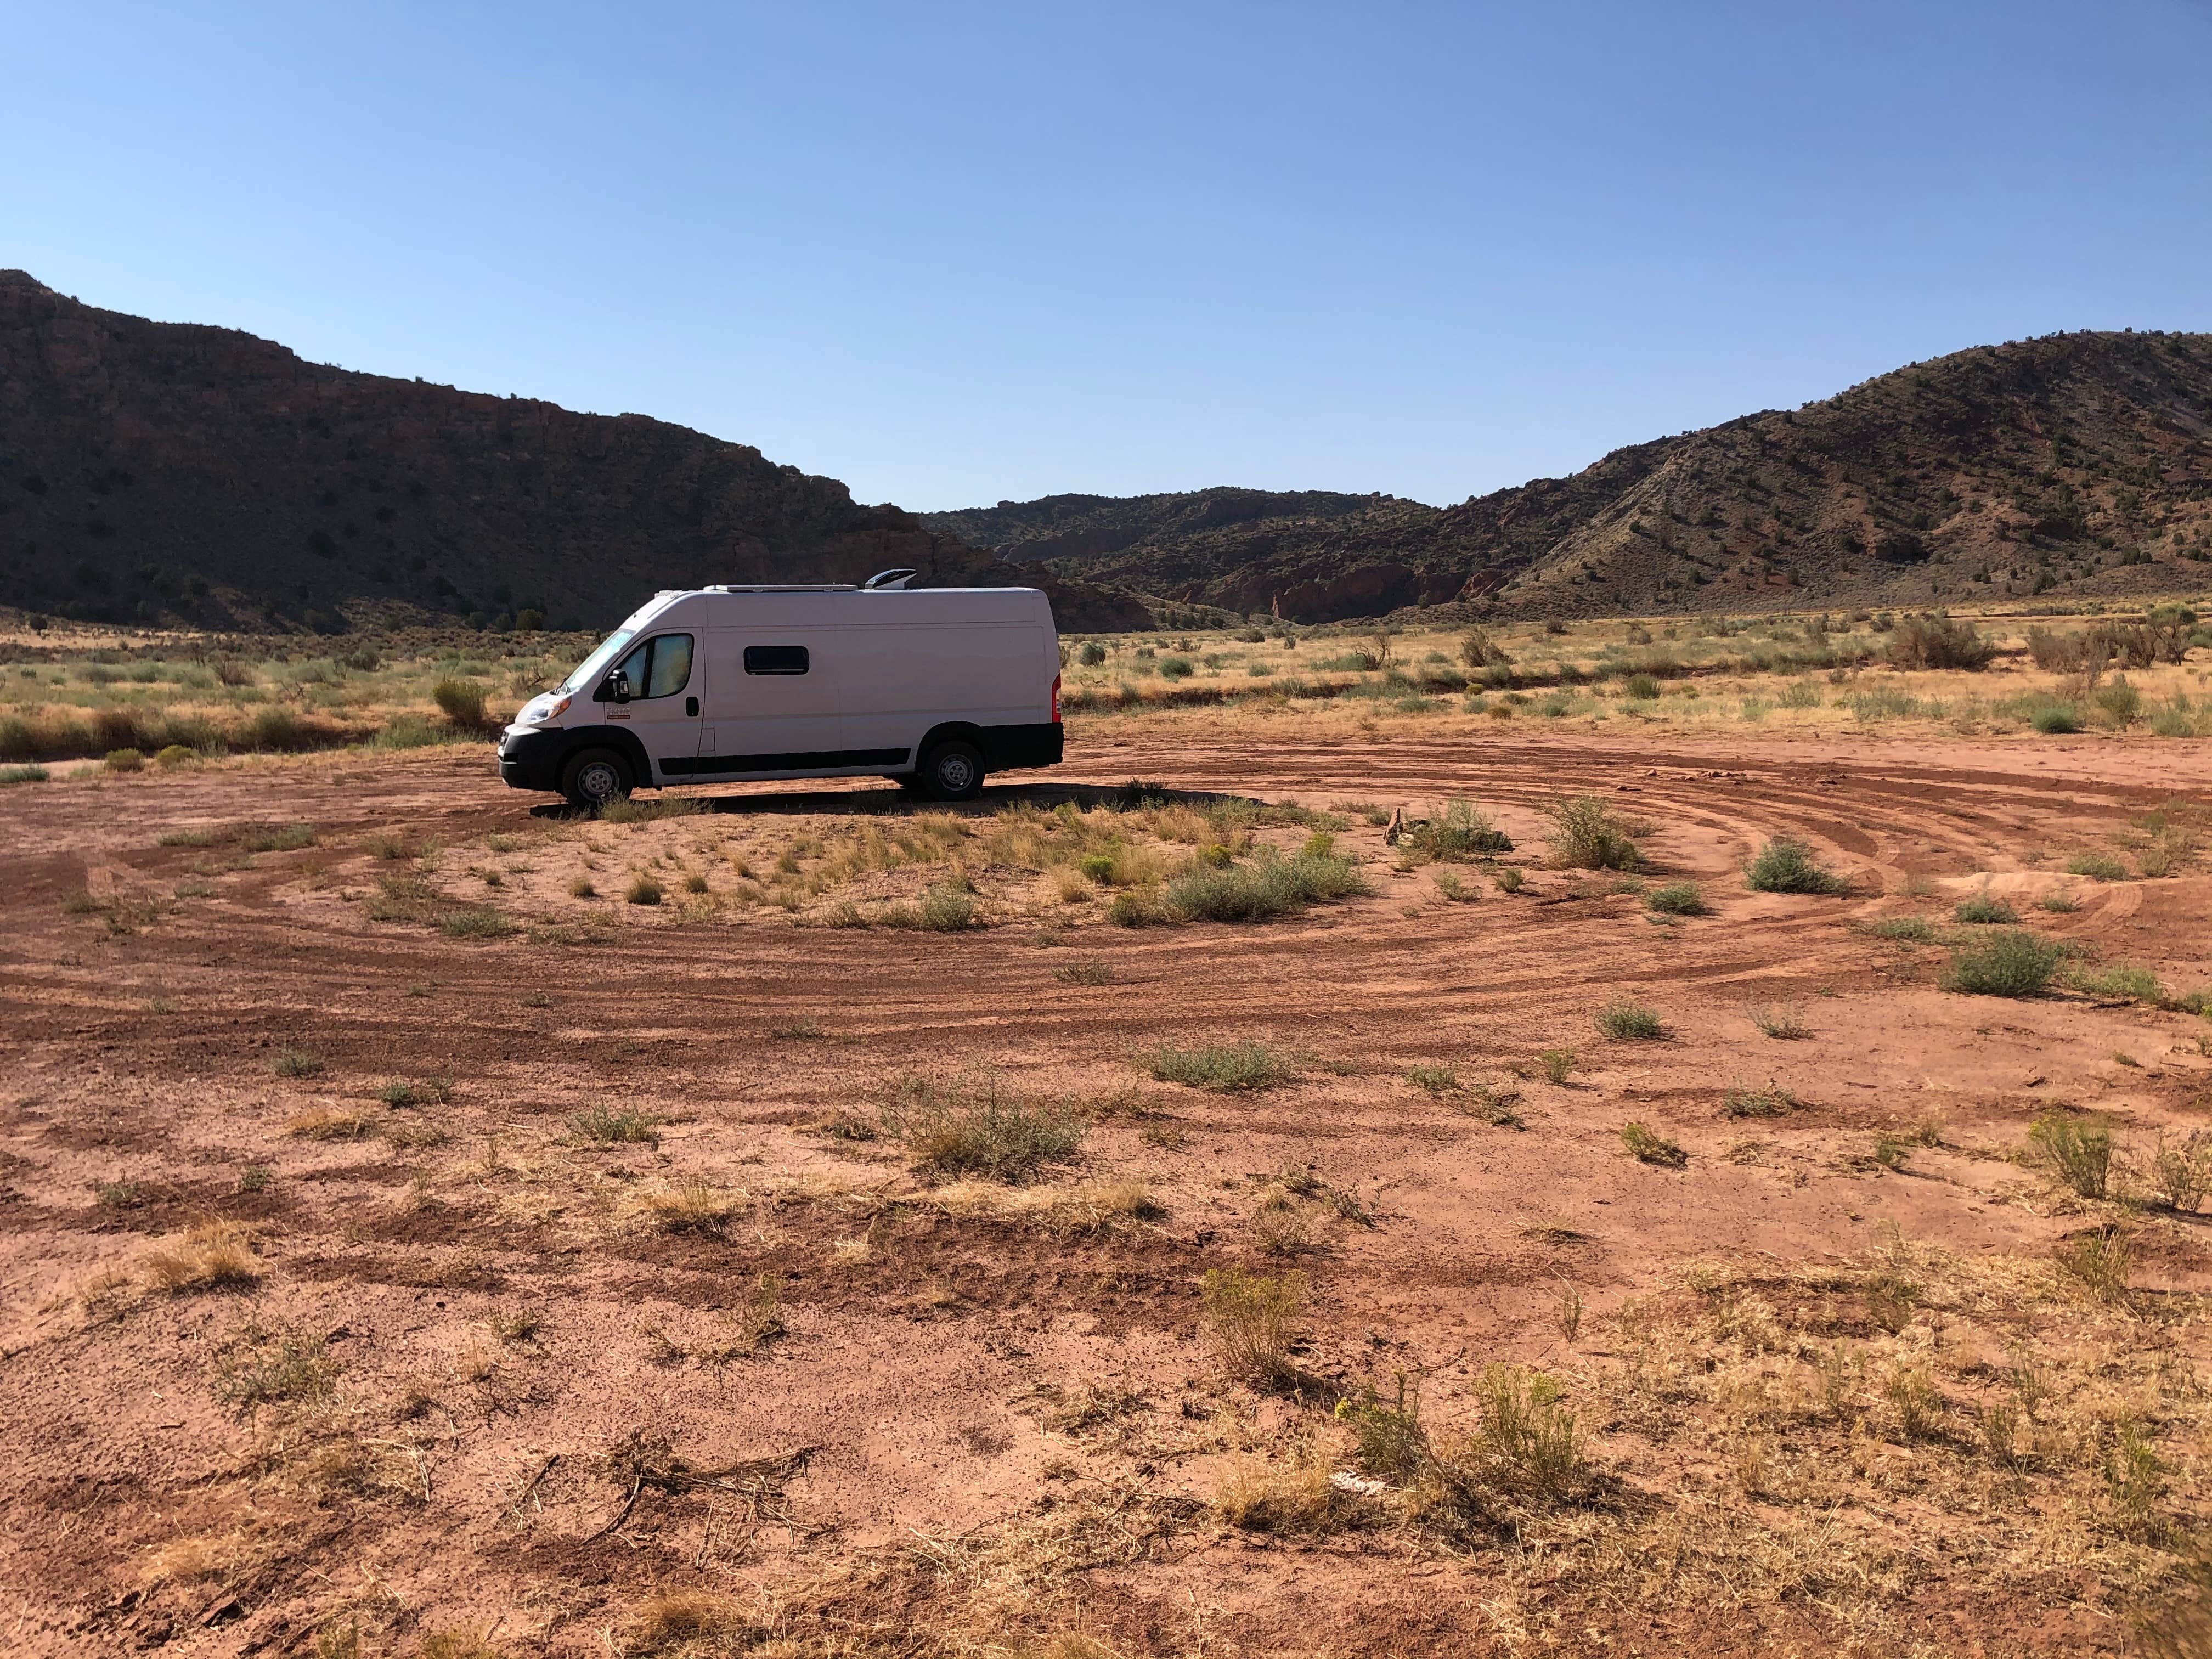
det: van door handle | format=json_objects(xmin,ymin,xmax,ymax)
[{"xmin": 685, "ymin": 696, "xmax": 699, "ymax": 717}]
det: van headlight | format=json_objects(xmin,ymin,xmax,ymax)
[{"xmin": 517, "ymin": 693, "xmax": 572, "ymax": 726}]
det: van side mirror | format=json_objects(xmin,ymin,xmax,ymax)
[{"xmin": 597, "ymin": 670, "xmax": 631, "ymax": 704}]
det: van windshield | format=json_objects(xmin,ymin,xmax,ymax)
[{"xmin": 559, "ymin": 629, "xmax": 638, "ymax": 695}]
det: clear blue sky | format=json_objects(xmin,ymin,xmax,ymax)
[{"xmin": 8, "ymin": 2, "xmax": 2210, "ymax": 511}]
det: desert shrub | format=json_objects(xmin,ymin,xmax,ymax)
[
  {"xmin": 2149, "ymin": 1130, "xmax": 2212, "ymax": 1213},
  {"xmin": 1406, "ymin": 1063, "xmax": 1460, "ymax": 1094},
  {"xmin": 625, "ymin": 874, "xmax": 663, "ymax": 906},
  {"xmin": 2056, "ymin": 1224, "xmax": 2133, "ymax": 1302},
  {"xmin": 1596, "ymin": 1001, "xmax": 1664, "ymax": 1040},
  {"xmin": 104, "ymin": 747, "xmax": 145, "ymax": 772},
  {"xmin": 242, "ymin": 822, "xmax": 316, "ymax": 853},
  {"xmin": 1163, "ymin": 848, "xmax": 1367, "ymax": 922},
  {"xmin": 2032, "ymin": 705, "xmax": 2082, "ymax": 735},
  {"xmin": 2092, "ymin": 680, "xmax": 2143, "ymax": 725},
  {"xmin": 1746, "ymin": 836, "xmax": 1847, "ymax": 894},
  {"xmin": 154, "ymin": 744, "xmax": 195, "ymax": 767},
  {"xmin": 2037, "ymin": 891, "xmax": 2078, "ymax": 913},
  {"xmin": 1338, "ymin": 1378, "xmax": 1430, "ymax": 1481},
  {"xmin": 1148, "ymin": 1040, "xmax": 1292, "ymax": 1091},
  {"xmin": 1886, "ymin": 612, "xmax": 1994, "ymax": 670},
  {"xmin": 1053, "ymin": 960, "xmax": 1114, "ymax": 985},
  {"xmin": 1645, "ymin": 882, "xmax": 1706, "ymax": 916},
  {"xmin": 1539, "ymin": 1048, "xmax": 1575, "ymax": 1084},
  {"xmin": 1402, "ymin": 800, "xmax": 1512, "ymax": 861},
  {"xmin": 1492, "ymin": 866, "xmax": 1525, "ymax": 893},
  {"xmin": 883, "ymin": 1073, "xmax": 1084, "ymax": 1181},
  {"xmin": 1943, "ymin": 929, "xmax": 2062, "ymax": 996},
  {"xmin": 2066, "ymin": 853, "xmax": 2128, "ymax": 882},
  {"xmin": 568, "ymin": 1105, "xmax": 661, "ymax": 1146},
  {"xmin": 0, "ymin": 764, "xmax": 49, "ymax": 785},
  {"xmin": 440, "ymin": 906, "xmax": 514, "ymax": 939},
  {"xmin": 1078, "ymin": 641, "xmax": 1107, "ymax": 665},
  {"xmin": 432, "ymin": 678, "xmax": 490, "ymax": 728},
  {"xmin": 1201, "ymin": 1267, "xmax": 1306, "ymax": 1385},
  {"xmin": 1723, "ymin": 1080, "xmax": 1799, "ymax": 1118},
  {"xmin": 1954, "ymin": 893, "xmax": 2018, "ymax": 924},
  {"xmin": 2067, "ymin": 963, "xmax": 2163, "ymax": 1003},
  {"xmin": 1468, "ymin": 1364, "xmax": 1584, "ymax": 1497},
  {"xmin": 1544, "ymin": 796, "xmax": 1641, "ymax": 870},
  {"xmin": 879, "ymin": 883, "xmax": 979, "ymax": 931},
  {"xmin": 2029, "ymin": 1112, "xmax": 2113, "ymax": 1198},
  {"xmin": 1620, "ymin": 1121, "xmax": 1686, "ymax": 1166},
  {"xmin": 1861, "ymin": 915, "xmax": 1937, "ymax": 943},
  {"xmin": 1747, "ymin": 1002, "xmax": 1810, "ymax": 1039},
  {"xmin": 272, "ymin": 1047, "xmax": 324, "ymax": 1078},
  {"xmin": 1459, "ymin": 629, "xmax": 1510, "ymax": 668},
  {"xmin": 1623, "ymin": 673, "xmax": 1660, "ymax": 702}
]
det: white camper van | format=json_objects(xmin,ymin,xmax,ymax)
[{"xmin": 497, "ymin": 573, "xmax": 1064, "ymax": 809}]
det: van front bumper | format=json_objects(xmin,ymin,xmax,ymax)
[{"xmin": 497, "ymin": 725, "xmax": 566, "ymax": 792}]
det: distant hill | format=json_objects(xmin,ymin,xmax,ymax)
[
  {"xmin": 0, "ymin": 272, "xmax": 1149, "ymax": 634},
  {"xmin": 929, "ymin": 333, "xmax": 2212, "ymax": 622}
]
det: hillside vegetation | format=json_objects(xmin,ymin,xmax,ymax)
[
  {"xmin": 0, "ymin": 271, "xmax": 1146, "ymax": 634},
  {"xmin": 931, "ymin": 332, "xmax": 2212, "ymax": 622}
]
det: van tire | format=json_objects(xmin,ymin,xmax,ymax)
[
  {"xmin": 561, "ymin": 747, "xmax": 634, "ymax": 811},
  {"xmin": 919, "ymin": 740, "xmax": 984, "ymax": 802}
]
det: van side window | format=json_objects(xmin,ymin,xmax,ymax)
[
  {"xmin": 606, "ymin": 634, "xmax": 693, "ymax": 699},
  {"xmin": 645, "ymin": 634, "xmax": 693, "ymax": 698},
  {"xmin": 743, "ymin": 645, "xmax": 809, "ymax": 675}
]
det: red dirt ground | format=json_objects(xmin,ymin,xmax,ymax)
[{"xmin": 2, "ymin": 727, "xmax": 2208, "ymax": 1657}]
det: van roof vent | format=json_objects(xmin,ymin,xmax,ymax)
[{"xmin": 862, "ymin": 568, "xmax": 918, "ymax": 590}]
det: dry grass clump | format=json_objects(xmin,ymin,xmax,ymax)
[
  {"xmin": 2055, "ymin": 1224, "xmax": 2134, "ymax": 1303},
  {"xmin": 1645, "ymin": 881, "xmax": 1707, "ymax": 916},
  {"xmin": 286, "ymin": 1107, "xmax": 373, "ymax": 1141},
  {"xmin": 641, "ymin": 1180, "xmax": 741, "ymax": 1236},
  {"xmin": 215, "ymin": 1328, "xmax": 338, "ymax": 1411},
  {"xmin": 2149, "ymin": 1130, "xmax": 2212, "ymax": 1212},
  {"xmin": 1212, "ymin": 1454, "xmax": 1356, "ymax": 1534},
  {"xmin": 145, "ymin": 1220, "xmax": 259, "ymax": 1294},
  {"xmin": 618, "ymin": 1590, "xmax": 760, "ymax": 1656},
  {"xmin": 1201, "ymin": 1267, "xmax": 1306, "ymax": 1386},
  {"xmin": 883, "ymin": 1073, "xmax": 1085, "ymax": 1181},
  {"xmin": 567, "ymin": 1104, "xmax": 662, "ymax": 1147},
  {"xmin": 878, "ymin": 882, "xmax": 979, "ymax": 931}
]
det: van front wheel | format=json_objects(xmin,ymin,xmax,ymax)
[
  {"xmin": 560, "ymin": 747, "xmax": 634, "ymax": 812},
  {"xmin": 919, "ymin": 740, "xmax": 984, "ymax": 802}
]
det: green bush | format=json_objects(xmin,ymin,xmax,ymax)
[
  {"xmin": 432, "ymin": 678, "xmax": 490, "ymax": 728},
  {"xmin": 440, "ymin": 906, "xmax": 515, "ymax": 939},
  {"xmin": 1159, "ymin": 656, "xmax": 1195, "ymax": 680},
  {"xmin": 2066, "ymin": 853, "xmax": 2128, "ymax": 882},
  {"xmin": 242, "ymin": 823, "xmax": 316, "ymax": 853},
  {"xmin": 0, "ymin": 764, "xmax": 51, "ymax": 786},
  {"xmin": 1079, "ymin": 642, "xmax": 1107, "ymax": 666},
  {"xmin": 1943, "ymin": 929, "xmax": 2062, "ymax": 997},
  {"xmin": 2031, "ymin": 706, "xmax": 2081, "ymax": 735},
  {"xmin": 2029, "ymin": 1113, "xmax": 2112, "ymax": 1199},
  {"xmin": 154, "ymin": 744, "xmax": 196, "ymax": 767},
  {"xmin": 1623, "ymin": 673, "xmax": 1660, "ymax": 702},
  {"xmin": 1746, "ymin": 836, "xmax": 1847, "ymax": 894},
  {"xmin": 1886, "ymin": 612, "xmax": 1994, "ymax": 670},
  {"xmin": 1953, "ymin": 893, "xmax": 2018, "ymax": 924},
  {"xmin": 1402, "ymin": 801, "xmax": 1513, "ymax": 862},
  {"xmin": 1861, "ymin": 915, "xmax": 1938, "ymax": 943},
  {"xmin": 1597, "ymin": 1001, "xmax": 1665, "ymax": 1040},
  {"xmin": 1148, "ymin": 1040, "xmax": 1293, "ymax": 1092},
  {"xmin": 1620, "ymin": 1122, "xmax": 1686, "ymax": 1167},
  {"xmin": 1645, "ymin": 882, "xmax": 1707, "ymax": 916},
  {"xmin": 104, "ymin": 748, "xmax": 145, "ymax": 772},
  {"xmin": 2066, "ymin": 963, "xmax": 2163, "ymax": 1003},
  {"xmin": 1544, "ymin": 796, "xmax": 1641, "ymax": 870}
]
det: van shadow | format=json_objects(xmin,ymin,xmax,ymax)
[{"xmin": 528, "ymin": 780, "xmax": 1250, "ymax": 822}]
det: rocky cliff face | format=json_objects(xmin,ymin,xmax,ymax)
[{"xmin": 0, "ymin": 272, "xmax": 1148, "ymax": 633}]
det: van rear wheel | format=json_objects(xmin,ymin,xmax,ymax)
[
  {"xmin": 919, "ymin": 740, "xmax": 984, "ymax": 802},
  {"xmin": 560, "ymin": 747, "xmax": 634, "ymax": 812}
]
